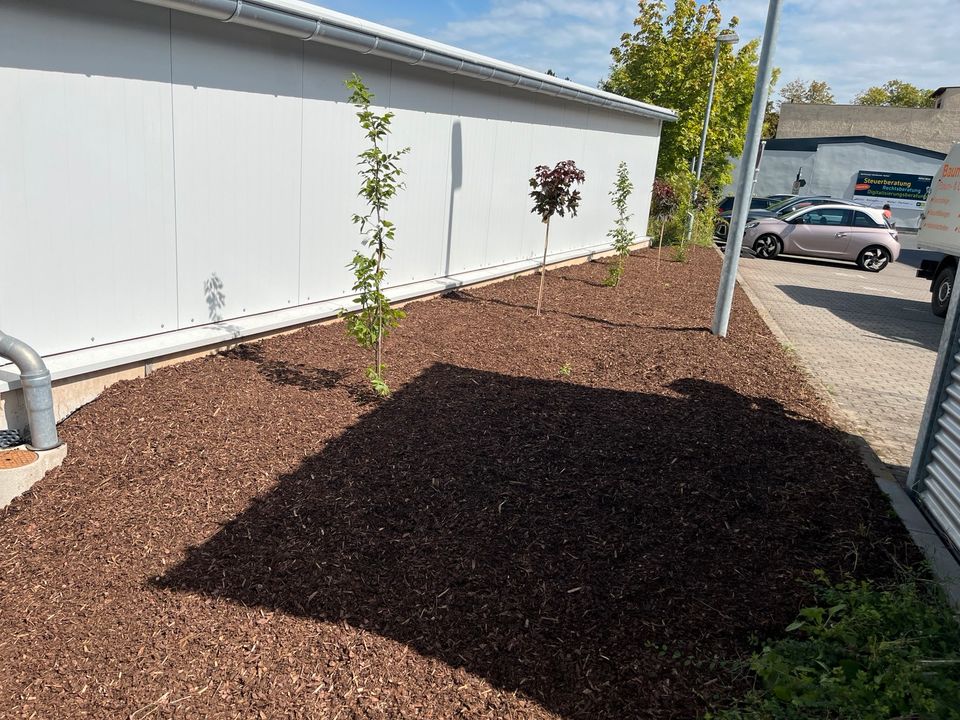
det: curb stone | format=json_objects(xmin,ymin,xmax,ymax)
[{"xmin": 727, "ymin": 252, "xmax": 960, "ymax": 608}]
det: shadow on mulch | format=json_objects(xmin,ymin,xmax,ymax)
[
  {"xmin": 447, "ymin": 290, "xmax": 709, "ymax": 333},
  {"xmin": 223, "ymin": 343, "xmax": 346, "ymax": 393},
  {"xmin": 155, "ymin": 362, "xmax": 913, "ymax": 719}
]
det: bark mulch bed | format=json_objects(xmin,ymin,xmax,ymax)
[{"xmin": 0, "ymin": 248, "xmax": 918, "ymax": 719}]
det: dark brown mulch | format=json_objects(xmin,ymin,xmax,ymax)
[{"xmin": 0, "ymin": 248, "xmax": 917, "ymax": 719}]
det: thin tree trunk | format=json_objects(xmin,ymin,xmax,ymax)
[
  {"xmin": 656, "ymin": 222, "xmax": 665, "ymax": 273},
  {"xmin": 374, "ymin": 187, "xmax": 384, "ymax": 379},
  {"xmin": 536, "ymin": 218, "xmax": 551, "ymax": 316}
]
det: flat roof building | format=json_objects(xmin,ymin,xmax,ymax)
[{"xmin": 777, "ymin": 87, "xmax": 960, "ymax": 155}]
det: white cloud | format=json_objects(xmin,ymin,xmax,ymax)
[
  {"xmin": 728, "ymin": 0, "xmax": 960, "ymax": 102},
  {"xmin": 433, "ymin": 0, "xmax": 959, "ymax": 104},
  {"xmin": 436, "ymin": 0, "xmax": 634, "ymax": 83}
]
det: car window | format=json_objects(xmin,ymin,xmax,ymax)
[
  {"xmin": 778, "ymin": 200, "xmax": 813, "ymax": 216},
  {"xmin": 765, "ymin": 197, "xmax": 801, "ymax": 212},
  {"xmin": 797, "ymin": 208, "xmax": 852, "ymax": 226},
  {"xmin": 853, "ymin": 211, "xmax": 883, "ymax": 228},
  {"xmin": 775, "ymin": 198, "xmax": 828, "ymax": 216},
  {"xmin": 751, "ymin": 197, "xmax": 773, "ymax": 209}
]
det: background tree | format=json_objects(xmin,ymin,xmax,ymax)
[
  {"xmin": 529, "ymin": 161, "xmax": 585, "ymax": 316},
  {"xmin": 604, "ymin": 0, "xmax": 761, "ymax": 187},
  {"xmin": 854, "ymin": 80, "xmax": 934, "ymax": 108},
  {"xmin": 762, "ymin": 99, "xmax": 780, "ymax": 139},
  {"xmin": 764, "ymin": 78, "xmax": 833, "ymax": 138},
  {"xmin": 344, "ymin": 74, "xmax": 409, "ymax": 396},
  {"xmin": 779, "ymin": 78, "xmax": 835, "ymax": 105}
]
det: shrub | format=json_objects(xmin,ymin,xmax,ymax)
[{"xmin": 709, "ymin": 574, "xmax": 960, "ymax": 720}]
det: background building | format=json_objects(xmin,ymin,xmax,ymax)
[
  {"xmin": 741, "ymin": 136, "xmax": 946, "ymax": 228},
  {"xmin": 0, "ymin": 0, "xmax": 673, "ymax": 433},
  {"xmin": 777, "ymin": 87, "xmax": 960, "ymax": 154}
]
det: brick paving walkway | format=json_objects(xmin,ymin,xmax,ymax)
[{"xmin": 737, "ymin": 254, "xmax": 943, "ymax": 474}]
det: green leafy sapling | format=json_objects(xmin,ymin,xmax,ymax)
[
  {"xmin": 603, "ymin": 162, "xmax": 637, "ymax": 287},
  {"xmin": 529, "ymin": 160, "xmax": 586, "ymax": 316},
  {"xmin": 344, "ymin": 74, "xmax": 409, "ymax": 396}
]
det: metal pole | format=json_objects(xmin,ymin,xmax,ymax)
[
  {"xmin": 686, "ymin": 42, "xmax": 722, "ymax": 244},
  {"xmin": 695, "ymin": 41, "xmax": 722, "ymax": 186},
  {"xmin": 711, "ymin": 0, "xmax": 783, "ymax": 337}
]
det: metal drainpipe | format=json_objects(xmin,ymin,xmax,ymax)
[{"xmin": 0, "ymin": 331, "xmax": 60, "ymax": 451}]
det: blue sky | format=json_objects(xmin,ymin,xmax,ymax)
[{"xmin": 310, "ymin": 0, "xmax": 959, "ymax": 105}]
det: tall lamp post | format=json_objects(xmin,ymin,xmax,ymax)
[
  {"xmin": 687, "ymin": 29, "xmax": 739, "ymax": 242},
  {"xmin": 712, "ymin": 0, "xmax": 783, "ymax": 337},
  {"xmin": 695, "ymin": 29, "xmax": 739, "ymax": 186}
]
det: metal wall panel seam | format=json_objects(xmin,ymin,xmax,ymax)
[
  {"xmin": 168, "ymin": 6, "xmax": 183, "ymax": 331},
  {"xmin": 296, "ymin": 40, "xmax": 305, "ymax": 307}
]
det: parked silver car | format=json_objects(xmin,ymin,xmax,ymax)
[{"xmin": 741, "ymin": 204, "xmax": 900, "ymax": 272}]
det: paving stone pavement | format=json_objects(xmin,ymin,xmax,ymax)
[{"xmin": 736, "ymin": 254, "xmax": 944, "ymax": 474}]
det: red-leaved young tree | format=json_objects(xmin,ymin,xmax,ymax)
[
  {"xmin": 529, "ymin": 160, "xmax": 586, "ymax": 316},
  {"xmin": 651, "ymin": 178, "xmax": 679, "ymax": 272}
]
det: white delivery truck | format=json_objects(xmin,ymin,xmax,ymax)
[{"xmin": 916, "ymin": 142, "xmax": 960, "ymax": 316}]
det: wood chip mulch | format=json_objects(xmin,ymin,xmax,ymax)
[{"xmin": 0, "ymin": 248, "xmax": 918, "ymax": 719}]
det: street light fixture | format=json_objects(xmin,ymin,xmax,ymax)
[
  {"xmin": 687, "ymin": 28, "xmax": 739, "ymax": 242},
  {"xmin": 695, "ymin": 28, "xmax": 739, "ymax": 188}
]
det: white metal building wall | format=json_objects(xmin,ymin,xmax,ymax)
[{"xmin": 0, "ymin": 0, "xmax": 663, "ymax": 360}]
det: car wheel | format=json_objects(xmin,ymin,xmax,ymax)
[
  {"xmin": 857, "ymin": 245, "xmax": 891, "ymax": 272},
  {"xmin": 752, "ymin": 234, "xmax": 781, "ymax": 259},
  {"xmin": 933, "ymin": 266, "xmax": 955, "ymax": 318}
]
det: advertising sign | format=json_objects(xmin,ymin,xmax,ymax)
[
  {"xmin": 853, "ymin": 170, "xmax": 934, "ymax": 210},
  {"xmin": 916, "ymin": 144, "xmax": 960, "ymax": 255}
]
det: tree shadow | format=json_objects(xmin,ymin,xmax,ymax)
[
  {"xmin": 259, "ymin": 361, "xmax": 344, "ymax": 392},
  {"xmin": 155, "ymin": 364, "xmax": 912, "ymax": 718},
  {"xmin": 777, "ymin": 284, "xmax": 942, "ymax": 351},
  {"xmin": 759, "ymin": 255, "xmax": 857, "ymax": 272},
  {"xmin": 444, "ymin": 291, "xmax": 710, "ymax": 332},
  {"xmin": 203, "ymin": 273, "xmax": 227, "ymax": 322},
  {"xmin": 444, "ymin": 119, "xmax": 463, "ymax": 276},
  {"xmin": 221, "ymin": 343, "xmax": 345, "ymax": 392},
  {"xmin": 556, "ymin": 265, "xmax": 609, "ymax": 288}
]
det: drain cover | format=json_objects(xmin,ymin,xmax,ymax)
[
  {"xmin": 0, "ymin": 429, "xmax": 23, "ymax": 450},
  {"xmin": 0, "ymin": 449, "xmax": 38, "ymax": 470}
]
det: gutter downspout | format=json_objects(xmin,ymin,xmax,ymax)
[{"xmin": 0, "ymin": 332, "xmax": 60, "ymax": 451}]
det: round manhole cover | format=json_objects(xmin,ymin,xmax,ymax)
[{"xmin": 0, "ymin": 449, "xmax": 38, "ymax": 470}]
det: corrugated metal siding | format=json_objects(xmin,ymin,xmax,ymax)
[
  {"xmin": 0, "ymin": 0, "xmax": 661, "ymax": 358},
  {"xmin": 919, "ymin": 347, "xmax": 960, "ymax": 553}
]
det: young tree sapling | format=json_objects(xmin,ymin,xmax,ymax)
[
  {"xmin": 529, "ymin": 161, "xmax": 586, "ymax": 315},
  {"xmin": 344, "ymin": 74, "xmax": 410, "ymax": 396},
  {"xmin": 603, "ymin": 162, "xmax": 637, "ymax": 287}
]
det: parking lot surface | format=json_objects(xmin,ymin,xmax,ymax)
[{"xmin": 737, "ymin": 253, "xmax": 943, "ymax": 473}]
